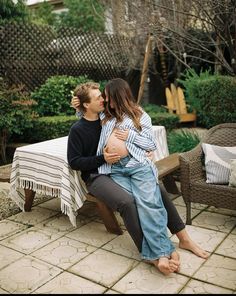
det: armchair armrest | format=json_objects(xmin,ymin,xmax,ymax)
[{"xmin": 179, "ymin": 144, "xmax": 205, "ymax": 202}]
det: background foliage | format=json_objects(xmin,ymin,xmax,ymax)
[{"xmin": 179, "ymin": 69, "xmax": 236, "ymax": 128}]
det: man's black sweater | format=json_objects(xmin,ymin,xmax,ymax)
[{"xmin": 67, "ymin": 117, "xmax": 105, "ymax": 183}]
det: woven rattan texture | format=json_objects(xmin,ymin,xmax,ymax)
[{"xmin": 179, "ymin": 123, "xmax": 236, "ymax": 224}]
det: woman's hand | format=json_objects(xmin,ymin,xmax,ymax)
[
  {"xmin": 71, "ymin": 97, "xmax": 80, "ymax": 111},
  {"xmin": 114, "ymin": 129, "xmax": 129, "ymax": 141},
  {"xmin": 146, "ymin": 151, "xmax": 154, "ymax": 161}
]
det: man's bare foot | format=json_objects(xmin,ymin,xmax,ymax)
[{"xmin": 179, "ymin": 239, "xmax": 209, "ymax": 259}]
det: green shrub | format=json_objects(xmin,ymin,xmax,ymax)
[
  {"xmin": 0, "ymin": 79, "xmax": 36, "ymax": 163},
  {"xmin": 142, "ymin": 103, "xmax": 179, "ymax": 131},
  {"xmin": 178, "ymin": 69, "xmax": 236, "ymax": 128},
  {"xmin": 142, "ymin": 103, "xmax": 167, "ymax": 114},
  {"xmin": 31, "ymin": 75, "xmax": 93, "ymax": 116},
  {"xmin": 11, "ymin": 115, "xmax": 78, "ymax": 143},
  {"xmin": 167, "ymin": 129, "xmax": 200, "ymax": 154}
]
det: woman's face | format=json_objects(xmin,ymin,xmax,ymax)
[{"xmin": 105, "ymin": 89, "xmax": 115, "ymax": 109}]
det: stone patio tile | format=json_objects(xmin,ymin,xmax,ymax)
[
  {"xmin": 194, "ymin": 254, "xmax": 236, "ymax": 290},
  {"xmin": 192, "ymin": 211, "xmax": 236, "ymax": 233},
  {"xmin": 65, "ymin": 221, "xmax": 117, "ymax": 248},
  {"xmin": 112, "ymin": 262, "xmax": 189, "ymax": 294},
  {"xmin": 231, "ymin": 227, "xmax": 236, "ymax": 235},
  {"xmin": 7, "ymin": 206, "xmax": 58, "ymax": 226},
  {"xmin": 37, "ymin": 197, "xmax": 61, "ymax": 212},
  {"xmin": 0, "ymin": 220, "xmax": 28, "ymax": 240},
  {"xmin": 34, "ymin": 271, "xmax": 106, "ymax": 294},
  {"xmin": 173, "ymin": 196, "xmax": 208, "ymax": 210},
  {"xmin": 95, "ymin": 211, "xmax": 126, "ymax": 230},
  {"xmin": 31, "ymin": 236, "xmax": 96, "ymax": 270},
  {"xmin": 175, "ymin": 205, "xmax": 201, "ymax": 223},
  {"xmin": 0, "ymin": 245, "xmax": 24, "ymax": 270},
  {"xmin": 171, "ymin": 225, "xmax": 227, "ymax": 253},
  {"xmin": 34, "ymin": 213, "xmax": 89, "ymax": 235},
  {"xmin": 0, "ymin": 227, "xmax": 61, "ymax": 254},
  {"xmin": 215, "ymin": 234, "xmax": 236, "ymax": 259},
  {"xmin": 69, "ymin": 249, "xmax": 137, "ymax": 288},
  {"xmin": 180, "ymin": 279, "xmax": 234, "ymax": 294},
  {"xmin": 105, "ymin": 289, "xmax": 120, "ymax": 294},
  {"xmin": 0, "ymin": 288, "xmax": 9, "ymax": 294},
  {"xmin": 102, "ymin": 231, "xmax": 140, "ymax": 260},
  {"xmin": 0, "ymin": 255, "xmax": 61, "ymax": 294},
  {"xmin": 206, "ymin": 206, "xmax": 236, "ymax": 217}
]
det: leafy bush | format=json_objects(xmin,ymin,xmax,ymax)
[
  {"xmin": 178, "ymin": 69, "xmax": 236, "ymax": 128},
  {"xmin": 149, "ymin": 112, "xmax": 179, "ymax": 131},
  {"xmin": 11, "ymin": 115, "xmax": 78, "ymax": 143},
  {"xmin": 167, "ymin": 129, "xmax": 201, "ymax": 154},
  {"xmin": 142, "ymin": 103, "xmax": 167, "ymax": 114},
  {"xmin": 31, "ymin": 75, "xmax": 107, "ymax": 117},
  {"xmin": 31, "ymin": 75, "xmax": 93, "ymax": 116},
  {"xmin": 0, "ymin": 78, "xmax": 36, "ymax": 163},
  {"xmin": 142, "ymin": 104, "xmax": 179, "ymax": 131}
]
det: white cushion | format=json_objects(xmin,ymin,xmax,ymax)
[
  {"xmin": 202, "ymin": 143, "xmax": 236, "ymax": 184},
  {"xmin": 229, "ymin": 159, "xmax": 236, "ymax": 187}
]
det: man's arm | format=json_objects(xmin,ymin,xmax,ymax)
[{"xmin": 67, "ymin": 125, "xmax": 120, "ymax": 171}]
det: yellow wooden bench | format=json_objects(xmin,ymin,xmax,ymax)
[{"xmin": 165, "ymin": 83, "xmax": 197, "ymax": 126}]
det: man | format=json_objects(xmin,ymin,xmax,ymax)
[{"xmin": 67, "ymin": 82, "xmax": 209, "ymax": 269}]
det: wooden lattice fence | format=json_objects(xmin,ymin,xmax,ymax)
[{"xmin": 0, "ymin": 23, "xmax": 133, "ymax": 90}]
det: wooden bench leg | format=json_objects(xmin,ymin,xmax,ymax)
[
  {"xmin": 24, "ymin": 189, "xmax": 36, "ymax": 211},
  {"xmin": 162, "ymin": 175, "xmax": 180, "ymax": 194},
  {"xmin": 95, "ymin": 199, "xmax": 123, "ymax": 235}
]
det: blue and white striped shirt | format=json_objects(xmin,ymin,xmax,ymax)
[{"xmin": 96, "ymin": 111, "xmax": 159, "ymax": 180}]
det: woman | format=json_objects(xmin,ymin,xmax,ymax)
[{"xmin": 96, "ymin": 78, "xmax": 179, "ymax": 275}]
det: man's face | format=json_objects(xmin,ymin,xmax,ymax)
[{"xmin": 86, "ymin": 89, "xmax": 104, "ymax": 113}]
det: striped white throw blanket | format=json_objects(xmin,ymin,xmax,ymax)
[
  {"xmin": 9, "ymin": 136, "xmax": 88, "ymax": 227},
  {"xmin": 9, "ymin": 126, "xmax": 169, "ymax": 227}
]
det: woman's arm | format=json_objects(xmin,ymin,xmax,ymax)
[{"xmin": 115, "ymin": 112, "xmax": 157, "ymax": 151}]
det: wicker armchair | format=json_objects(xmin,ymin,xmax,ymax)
[{"xmin": 180, "ymin": 123, "xmax": 236, "ymax": 225}]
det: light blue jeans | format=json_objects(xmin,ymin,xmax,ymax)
[{"xmin": 110, "ymin": 155, "xmax": 175, "ymax": 260}]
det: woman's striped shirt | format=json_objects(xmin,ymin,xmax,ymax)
[{"xmin": 96, "ymin": 111, "xmax": 159, "ymax": 180}]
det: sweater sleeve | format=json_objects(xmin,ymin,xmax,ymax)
[{"xmin": 67, "ymin": 125, "xmax": 105, "ymax": 171}]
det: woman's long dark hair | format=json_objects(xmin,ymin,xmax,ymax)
[{"xmin": 103, "ymin": 78, "xmax": 143, "ymax": 131}]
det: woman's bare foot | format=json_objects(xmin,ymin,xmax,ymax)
[
  {"xmin": 170, "ymin": 251, "xmax": 180, "ymax": 272},
  {"xmin": 179, "ymin": 238, "xmax": 209, "ymax": 259},
  {"xmin": 143, "ymin": 253, "xmax": 180, "ymax": 275},
  {"xmin": 157, "ymin": 257, "xmax": 176, "ymax": 275}
]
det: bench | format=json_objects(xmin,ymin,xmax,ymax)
[
  {"xmin": 155, "ymin": 152, "xmax": 180, "ymax": 194},
  {"xmin": 1, "ymin": 153, "xmax": 180, "ymax": 235}
]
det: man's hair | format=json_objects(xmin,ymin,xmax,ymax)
[{"xmin": 73, "ymin": 82, "xmax": 100, "ymax": 113}]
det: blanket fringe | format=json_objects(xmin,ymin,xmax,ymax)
[
  {"xmin": 61, "ymin": 201, "xmax": 77, "ymax": 227},
  {"xmin": 18, "ymin": 179, "xmax": 60, "ymax": 197}
]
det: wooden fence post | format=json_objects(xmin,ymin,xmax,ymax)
[{"xmin": 137, "ymin": 34, "xmax": 153, "ymax": 104}]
